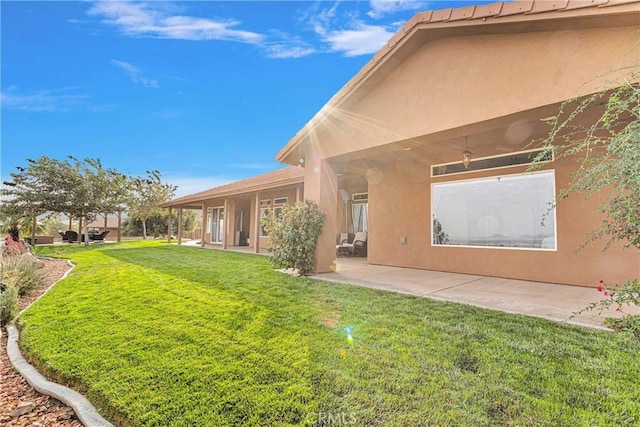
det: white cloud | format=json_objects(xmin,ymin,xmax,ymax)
[
  {"xmin": 303, "ymin": 1, "xmax": 341, "ymax": 37},
  {"xmin": 323, "ymin": 23, "xmax": 394, "ymax": 56},
  {"xmin": 0, "ymin": 87, "xmax": 89, "ymax": 112},
  {"xmin": 111, "ymin": 60, "xmax": 159, "ymax": 88},
  {"xmin": 367, "ymin": 0, "xmax": 427, "ymax": 19},
  {"xmin": 302, "ymin": 2, "xmax": 396, "ymax": 56},
  {"xmin": 265, "ymin": 43, "xmax": 316, "ymax": 59},
  {"xmin": 88, "ymin": 1, "xmax": 264, "ymax": 44}
]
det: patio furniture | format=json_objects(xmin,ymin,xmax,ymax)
[
  {"xmin": 25, "ymin": 235, "xmax": 54, "ymax": 245},
  {"xmin": 90, "ymin": 230, "xmax": 110, "ymax": 241},
  {"xmin": 65, "ymin": 230, "xmax": 79, "ymax": 243},
  {"xmin": 59, "ymin": 231, "xmax": 69, "ymax": 242},
  {"xmin": 336, "ymin": 233, "xmax": 350, "ymax": 257},
  {"xmin": 337, "ymin": 232, "xmax": 367, "ymax": 257}
]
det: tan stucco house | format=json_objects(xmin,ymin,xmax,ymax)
[
  {"xmin": 164, "ymin": 0, "xmax": 639, "ymax": 288},
  {"xmin": 161, "ymin": 167, "xmax": 304, "ymax": 252}
]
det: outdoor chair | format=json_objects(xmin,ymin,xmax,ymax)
[
  {"xmin": 65, "ymin": 230, "xmax": 79, "ymax": 243},
  {"xmin": 90, "ymin": 230, "xmax": 110, "ymax": 241},
  {"xmin": 337, "ymin": 232, "xmax": 367, "ymax": 257},
  {"xmin": 336, "ymin": 232, "xmax": 350, "ymax": 257}
]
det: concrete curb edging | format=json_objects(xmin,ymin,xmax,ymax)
[
  {"xmin": 5, "ymin": 256, "xmax": 114, "ymax": 427},
  {"xmin": 6, "ymin": 325, "xmax": 114, "ymax": 427}
]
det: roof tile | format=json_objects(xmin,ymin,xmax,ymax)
[
  {"xmin": 565, "ymin": 0, "xmax": 608, "ymax": 10},
  {"xmin": 600, "ymin": 0, "xmax": 637, "ymax": 6},
  {"xmin": 498, "ymin": 0, "xmax": 534, "ymax": 16},
  {"xmin": 449, "ymin": 5, "xmax": 477, "ymax": 21},
  {"xmin": 472, "ymin": 2, "xmax": 504, "ymax": 18},
  {"xmin": 528, "ymin": 0, "xmax": 570, "ymax": 13},
  {"xmin": 431, "ymin": 8, "xmax": 453, "ymax": 22}
]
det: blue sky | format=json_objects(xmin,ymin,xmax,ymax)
[{"xmin": 1, "ymin": 0, "xmax": 495, "ymax": 197}]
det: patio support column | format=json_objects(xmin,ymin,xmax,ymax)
[
  {"xmin": 167, "ymin": 208, "xmax": 172, "ymax": 244},
  {"xmin": 222, "ymin": 198, "xmax": 228, "ymax": 250},
  {"xmin": 296, "ymin": 184, "xmax": 303, "ymax": 203},
  {"xmin": 201, "ymin": 202, "xmax": 206, "ymax": 248},
  {"xmin": 253, "ymin": 192, "xmax": 260, "ymax": 253},
  {"xmin": 304, "ymin": 157, "xmax": 339, "ymax": 273},
  {"xmin": 177, "ymin": 207, "xmax": 183, "ymax": 245},
  {"xmin": 117, "ymin": 209, "xmax": 122, "ymax": 242}
]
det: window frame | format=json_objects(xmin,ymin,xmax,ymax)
[
  {"xmin": 430, "ymin": 170, "xmax": 557, "ymax": 251},
  {"xmin": 431, "ymin": 148, "xmax": 554, "ymax": 178}
]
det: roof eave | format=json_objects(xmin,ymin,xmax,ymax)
[
  {"xmin": 276, "ymin": 0, "xmax": 640, "ymax": 165},
  {"xmin": 159, "ymin": 174, "xmax": 305, "ymax": 208}
]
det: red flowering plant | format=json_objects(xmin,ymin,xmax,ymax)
[
  {"xmin": 578, "ymin": 278, "xmax": 640, "ymax": 339},
  {"xmin": 2, "ymin": 233, "xmax": 28, "ymax": 256}
]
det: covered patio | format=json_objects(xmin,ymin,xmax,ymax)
[
  {"xmin": 276, "ymin": 1, "xmax": 639, "ymax": 287},
  {"xmin": 160, "ymin": 167, "xmax": 304, "ymax": 253},
  {"xmin": 313, "ymin": 257, "xmax": 636, "ymax": 330}
]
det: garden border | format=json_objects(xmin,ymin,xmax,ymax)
[{"xmin": 4, "ymin": 257, "xmax": 114, "ymax": 427}]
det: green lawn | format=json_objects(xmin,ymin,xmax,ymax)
[{"xmin": 19, "ymin": 241, "xmax": 640, "ymax": 426}]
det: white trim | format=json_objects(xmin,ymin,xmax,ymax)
[
  {"xmin": 431, "ymin": 148, "xmax": 554, "ymax": 178},
  {"xmin": 273, "ymin": 197, "xmax": 288, "ymax": 205},
  {"xmin": 352, "ymin": 192, "xmax": 368, "ymax": 202}
]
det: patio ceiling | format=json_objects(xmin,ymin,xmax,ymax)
[{"xmin": 326, "ymin": 99, "xmax": 608, "ymax": 176}]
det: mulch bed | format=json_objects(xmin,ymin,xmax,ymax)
[{"xmin": 1, "ymin": 257, "xmax": 83, "ymax": 426}]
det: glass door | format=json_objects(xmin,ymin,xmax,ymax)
[{"xmin": 210, "ymin": 207, "xmax": 224, "ymax": 244}]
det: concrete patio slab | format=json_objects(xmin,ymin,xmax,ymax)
[{"xmin": 313, "ymin": 257, "xmax": 637, "ymax": 330}]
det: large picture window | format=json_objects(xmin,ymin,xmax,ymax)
[{"xmin": 432, "ymin": 171, "xmax": 556, "ymax": 250}]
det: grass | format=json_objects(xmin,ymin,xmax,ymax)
[{"xmin": 18, "ymin": 241, "xmax": 640, "ymax": 426}]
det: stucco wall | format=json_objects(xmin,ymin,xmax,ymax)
[
  {"xmin": 309, "ymin": 26, "xmax": 638, "ymax": 160},
  {"xmin": 368, "ymin": 158, "xmax": 638, "ymax": 287},
  {"xmin": 246, "ymin": 187, "xmax": 301, "ymax": 250}
]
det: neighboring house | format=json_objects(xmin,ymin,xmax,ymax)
[
  {"xmin": 165, "ymin": 0, "xmax": 639, "ymax": 288},
  {"xmin": 160, "ymin": 167, "xmax": 305, "ymax": 252}
]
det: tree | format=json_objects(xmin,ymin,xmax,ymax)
[
  {"xmin": 123, "ymin": 210, "xmax": 197, "ymax": 237},
  {"xmin": 40, "ymin": 214, "xmax": 67, "ymax": 236},
  {"xmin": 127, "ymin": 170, "xmax": 177, "ymax": 239},
  {"xmin": 1, "ymin": 156, "xmax": 132, "ymax": 245},
  {"xmin": 535, "ymin": 63, "xmax": 639, "ymax": 336},
  {"xmin": 261, "ymin": 200, "xmax": 326, "ymax": 277},
  {"xmin": 536, "ymin": 64, "xmax": 639, "ymax": 250}
]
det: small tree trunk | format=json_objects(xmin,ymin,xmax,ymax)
[
  {"xmin": 117, "ymin": 209, "xmax": 122, "ymax": 242},
  {"xmin": 142, "ymin": 219, "xmax": 147, "ymax": 240},
  {"xmin": 78, "ymin": 216, "xmax": 83, "ymax": 245},
  {"xmin": 31, "ymin": 213, "xmax": 37, "ymax": 245},
  {"xmin": 84, "ymin": 215, "xmax": 90, "ymax": 247}
]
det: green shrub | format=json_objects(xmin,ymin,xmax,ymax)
[
  {"xmin": 1, "ymin": 251, "xmax": 46, "ymax": 296},
  {"xmin": 0, "ymin": 284, "xmax": 18, "ymax": 326},
  {"xmin": 575, "ymin": 279, "xmax": 640, "ymax": 340},
  {"xmin": 605, "ymin": 315, "xmax": 640, "ymax": 340},
  {"xmin": 262, "ymin": 200, "xmax": 325, "ymax": 276}
]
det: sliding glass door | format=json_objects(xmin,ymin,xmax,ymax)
[{"xmin": 209, "ymin": 207, "xmax": 224, "ymax": 244}]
